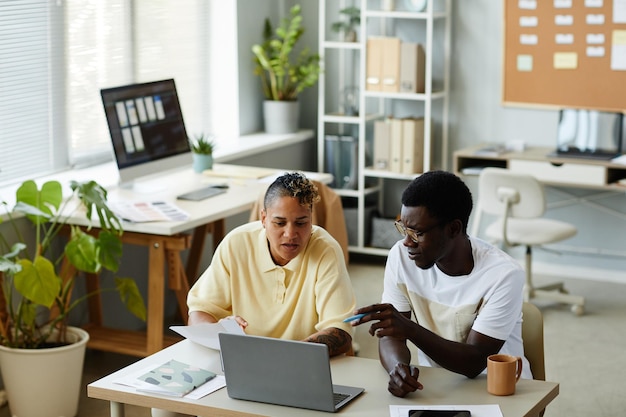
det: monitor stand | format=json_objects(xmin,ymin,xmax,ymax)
[{"xmin": 119, "ymin": 178, "xmax": 169, "ymax": 194}]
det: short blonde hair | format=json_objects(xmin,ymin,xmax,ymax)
[{"xmin": 264, "ymin": 172, "xmax": 320, "ymax": 210}]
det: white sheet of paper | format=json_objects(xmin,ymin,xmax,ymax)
[
  {"xmin": 587, "ymin": 46, "xmax": 605, "ymax": 57},
  {"xmin": 554, "ymin": 0, "xmax": 572, "ymax": 8},
  {"xmin": 611, "ymin": 30, "xmax": 626, "ymax": 70},
  {"xmin": 585, "ymin": 0, "xmax": 603, "ymax": 7},
  {"xmin": 615, "ymin": 0, "xmax": 626, "ymax": 23},
  {"xmin": 586, "ymin": 14, "xmax": 605, "ymax": 25},
  {"xmin": 520, "ymin": 34, "xmax": 538, "ymax": 45},
  {"xmin": 389, "ymin": 404, "xmax": 503, "ymax": 417},
  {"xmin": 520, "ymin": 16, "xmax": 538, "ymax": 27},
  {"xmin": 555, "ymin": 14, "xmax": 574, "ymax": 25},
  {"xmin": 519, "ymin": 0, "xmax": 537, "ymax": 9},
  {"xmin": 556, "ymin": 33, "xmax": 574, "ymax": 44},
  {"xmin": 587, "ymin": 33, "xmax": 605, "ymax": 44},
  {"xmin": 170, "ymin": 319, "xmax": 245, "ymax": 350}
]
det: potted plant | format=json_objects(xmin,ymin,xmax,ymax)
[
  {"xmin": 0, "ymin": 179, "xmax": 146, "ymax": 417},
  {"xmin": 251, "ymin": 4, "xmax": 321, "ymax": 134},
  {"xmin": 331, "ymin": 6, "xmax": 361, "ymax": 42},
  {"xmin": 189, "ymin": 133, "xmax": 216, "ymax": 173}
]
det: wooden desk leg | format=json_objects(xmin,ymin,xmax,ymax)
[
  {"xmin": 146, "ymin": 238, "xmax": 166, "ymax": 355},
  {"xmin": 185, "ymin": 219, "xmax": 226, "ymax": 285},
  {"xmin": 167, "ymin": 249, "xmax": 190, "ymax": 323},
  {"xmin": 185, "ymin": 223, "xmax": 209, "ymax": 285},
  {"xmin": 85, "ymin": 272, "xmax": 103, "ymax": 326},
  {"xmin": 110, "ymin": 401, "xmax": 125, "ymax": 417}
]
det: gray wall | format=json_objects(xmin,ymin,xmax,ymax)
[{"xmin": 450, "ymin": 2, "xmax": 626, "ymax": 282}]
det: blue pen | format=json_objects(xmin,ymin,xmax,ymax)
[{"xmin": 343, "ymin": 313, "xmax": 366, "ymax": 323}]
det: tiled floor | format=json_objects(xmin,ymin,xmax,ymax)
[{"xmin": 1, "ymin": 256, "xmax": 624, "ymax": 417}]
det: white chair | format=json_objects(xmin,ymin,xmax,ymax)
[{"xmin": 473, "ymin": 168, "xmax": 584, "ymax": 315}]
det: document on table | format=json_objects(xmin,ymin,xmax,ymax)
[
  {"xmin": 170, "ymin": 318, "xmax": 245, "ymax": 350},
  {"xmin": 114, "ymin": 363, "xmax": 225, "ymax": 400},
  {"xmin": 389, "ymin": 404, "xmax": 503, "ymax": 417},
  {"xmin": 110, "ymin": 200, "xmax": 189, "ymax": 222}
]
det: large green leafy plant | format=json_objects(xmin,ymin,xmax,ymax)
[
  {"xmin": 251, "ymin": 4, "xmax": 321, "ymax": 101},
  {"xmin": 0, "ymin": 180, "xmax": 146, "ymax": 349}
]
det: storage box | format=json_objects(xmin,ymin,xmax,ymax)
[
  {"xmin": 370, "ymin": 216, "xmax": 401, "ymax": 249},
  {"xmin": 343, "ymin": 203, "xmax": 375, "ymax": 247}
]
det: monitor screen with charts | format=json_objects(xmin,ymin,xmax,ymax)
[
  {"xmin": 218, "ymin": 333, "xmax": 364, "ymax": 413},
  {"xmin": 101, "ymin": 79, "xmax": 191, "ymax": 188}
]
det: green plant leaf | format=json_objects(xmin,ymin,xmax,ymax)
[
  {"xmin": 0, "ymin": 243, "xmax": 26, "ymax": 274},
  {"xmin": 15, "ymin": 180, "xmax": 62, "ymax": 225},
  {"xmin": 71, "ymin": 180, "xmax": 123, "ymax": 235},
  {"xmin": 65, "ymin": 228, "xmax": 100, "ymax": 273},
  {"xmin": 115, "ymin": 277, "xmax": 146, "ymax": 321},
  {"xmin": 97, "ymin": 230, "xmax": 123, "ymax": 273},
  {"xmin": 14, "ymin": 256, "xmax": 61, "ymax": 308}
]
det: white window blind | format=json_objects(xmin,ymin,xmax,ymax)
[
  {"xmin": 0, "ymin": 0, "xmax": 212, "ymax": 187},
  {"xmin": 0, "ymin": 0, "xmax": 55, "ymax": 184}
]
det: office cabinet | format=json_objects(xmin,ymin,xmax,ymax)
[{"xmin": 318, "ymin": 0, "xmax": 451, "ymax": 255}]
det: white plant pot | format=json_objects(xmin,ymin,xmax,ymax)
[
  {"xmin": 0, "ymin": 326, "xmax": 89, "ymax": 417},
  {"xmin": 263, "ymin": 100, "xmax": 299, "ymax": 134}
]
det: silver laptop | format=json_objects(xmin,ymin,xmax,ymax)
[{"xmin": 218, "ymin": 333, "xmax": 364, "ymax": 413}]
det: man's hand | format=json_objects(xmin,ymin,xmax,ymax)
[
  {"xmin": 350, "ymin": 303, "xmax": 414, "ymax": 340},
  {"xmin": 387, "ymin": 362, "xmax": 423, "ymax": 397}
]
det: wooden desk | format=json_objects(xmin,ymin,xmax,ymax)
[
  {"xmin": 88, "ymin": 339, "xmax": 559, "ymax": 417},
  {"xmin": 453, "ymin": 145, "xmax": 626, "ymax": 190},
  {"xmin": 63, "ymin": 166, "xmax": 331, "ymax": 357}
]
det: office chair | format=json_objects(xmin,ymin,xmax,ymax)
[
  {"xmin": 521, "ymin": 302, "xmax": 545, "ymax": 381},
  {"xmin": 521, "ymin": 301, "xmax": 546, "ymax": 416},
  {"xmin": 473, "ymin": 168, "xmax": 585, "ymax": 315}
]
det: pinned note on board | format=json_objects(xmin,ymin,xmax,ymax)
[{"xmin": 554, "ymin": 52, "xmax": 578, "ymax": 69}]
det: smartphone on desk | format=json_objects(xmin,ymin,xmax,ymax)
[
  {"xmin": 408, "ymin": 411, "xmax": 471, "ymax": 417},
  {"xmin": 176, "ymin": 186, "xmax": 227, "ymax": 201}
]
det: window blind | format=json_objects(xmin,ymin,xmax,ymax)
[
  {"xmin": 0, "ymin": 0, "xmax": 54, "ymax": 184},
  {"xmin": 0, "ymin": 0, "xmax": 212, "ymax": 187}
]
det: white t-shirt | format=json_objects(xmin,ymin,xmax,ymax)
[{"xmin": 382, "ymin": 236, "xmax": 533, "ymax": 379}]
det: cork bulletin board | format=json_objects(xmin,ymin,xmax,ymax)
[{"xmin": 503, "ymin": 0, "xmax": 626, "ymax": 111}]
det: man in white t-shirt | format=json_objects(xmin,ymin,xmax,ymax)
[{"xmin": 349, "ymin": 170, "xmax": 531, "ymax": 398}]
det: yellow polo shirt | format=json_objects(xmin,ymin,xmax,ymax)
[{"xmin": 187, "ymin": 221, "xmax": 355, "ymax": 340}]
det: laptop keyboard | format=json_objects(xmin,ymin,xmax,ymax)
[{"xmin": 333, "ymin": 392, "xmax": 350, "ymax": 406}]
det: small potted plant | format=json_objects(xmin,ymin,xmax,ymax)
[
  {"xmin": 189, "ymin": 133, "xmax": 216, "ymax": 173},
  {"xmin": 331, "ymin": 6, "xmax": 361, "ymax": 42},
  {"xmin": 251, "ymin": 4, "xmax": 321, "ymax": 134},
  {"xmin": 0, "ymin": 179, "xmax": 146, "ymax": 417}
]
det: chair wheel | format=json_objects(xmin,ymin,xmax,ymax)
[{"xmin": 571, "ymin": 304, "xmax": 584, "ymax": 316}]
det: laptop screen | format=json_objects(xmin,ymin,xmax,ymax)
[{"xmin": 556, "ymin": 109, "xmax": 623, "ymax": 157}]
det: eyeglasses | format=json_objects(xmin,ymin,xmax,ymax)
[{"xmin": 394, "ymin": 220, "xmax": 442, "ymax": 244}]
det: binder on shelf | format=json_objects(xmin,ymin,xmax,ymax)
[
  {"xmin": 401, "ymin": 118, "xmax": 425, "ymax": 175},
  {"xmin": 400, "ymin": 43, "xmax": 426, "ymax": 94},
  {"xmin": 373, "ymin": 119, "xmax": 391, "ymax": 170},
  {"xmin": 366, "ymin": 37, "xmax": 384, "ymax": 91},
  {"xmin": 325, "ymin": 135, "xmax": 358, "ymax": 190},
  {"xmin": 389, "ymin": 118, "xmax": 404, "ymax": 173},
  {"xmin": 381, "ymin": 37, "xmax": 401, "ymax": 93}
]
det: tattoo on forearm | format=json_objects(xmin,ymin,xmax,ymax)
[{"xmin": 306, "ymin": 328, "xmax": 352, "ymax": 356}]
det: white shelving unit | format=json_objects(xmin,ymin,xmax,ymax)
[{"xmin": 318, "ymin": 0, "xmax": 451, "ymax": 256}]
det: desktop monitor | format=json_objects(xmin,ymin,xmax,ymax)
[
  {"xmin": 101, "ymin": 79, "xmax": 191, "ymax": 188},
  {"xmin": 555, "ymin": 109, "xmax": 623, "ymax": 160}
]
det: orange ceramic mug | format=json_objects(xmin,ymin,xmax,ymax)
[{"xmin": 487, "ymin": 354, "xmax": 523, "ymax": 396}]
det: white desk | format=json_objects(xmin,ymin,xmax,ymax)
[
  {"xmin": 88, "ymin": 339, "xmax": 559, "ymax": 417},
  {"xmin": 63, "ymin": 166, "xmax": 331, "ymax": 357}
]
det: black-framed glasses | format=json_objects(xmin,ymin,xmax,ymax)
[{"xmin": 394, "ymin": 220, "xmax": 442, "ymax": 244}]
